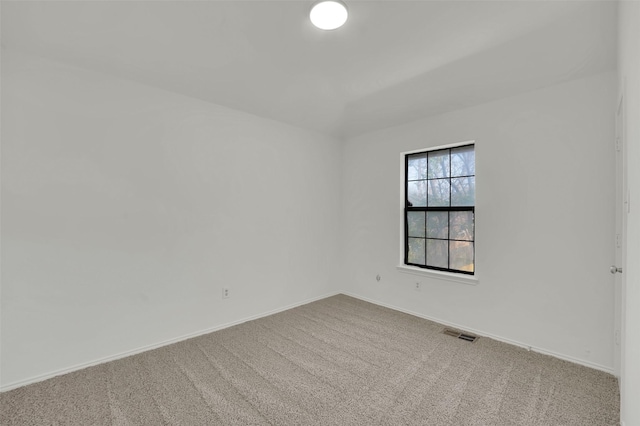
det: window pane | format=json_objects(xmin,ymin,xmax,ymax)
[
  {"xmin": 408, "ymin": 238, "xmax": 425, "ymax": 265},
  {"xmin": 404, "ymin": 144, "xmax": 475, "ymax": 275},
  {"xmin": 426, "ymin": 239, "xmax": 448, "ymax": 268},
  {"xmin": 451, "ymin": 145, "xmax": 475, "ymax": 177},
  {"xmin": 407, "ymin": 212, "xmax": 425, "ymax": 238},
  {"xmin": 426, "ymin": 211, "xmax": 448, "ymax": 239},
  {"xmin": 450, "ymin": 211, "xmax": 474, "ymax": 241},
  {"xmin": 451, "ymin": 176, "xmax": 475, "ymax": 206},
  {"xmin": 450, "ymin": 241, "xmax": 474, "ymax": 272},
  {"xmin": 407, "ymin": 154, "xmax": 427, "ymax": 181},
  {"xmin": 407, "ymin": 180, "xmax": 427, "ymax": 207},
  {"xmin": 428, "ymin": 149, "xmax": 450, "ymax": 178},
  {"xmin": 427, "ymin": 179, "xmax": 450, "ymax": 207}
]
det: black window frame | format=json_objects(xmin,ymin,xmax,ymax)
[{"xmin": 403, "ymin": 144, "xmax": 475, "ymax": 275}]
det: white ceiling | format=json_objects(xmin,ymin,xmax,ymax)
[{"xmin": 1, "ymin": 1, "xmax": 618, "ymax": 139}]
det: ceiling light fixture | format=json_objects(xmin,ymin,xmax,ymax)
[{"xmin": 310, "ymin": 0, "xmax": 348, "ymax": 30}]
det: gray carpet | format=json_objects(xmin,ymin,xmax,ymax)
[{"xmin": 0, "ymin": 294, "xmax": 619, "ymax": 425}]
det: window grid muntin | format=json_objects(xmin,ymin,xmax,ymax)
[{"xmin": 404, "ymin": 144, "xmax": 475, "ymax": 275}]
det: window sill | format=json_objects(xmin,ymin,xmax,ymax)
[{"xmin": 396, "ymin": 265, "xmax": 479, "ymax": 286}]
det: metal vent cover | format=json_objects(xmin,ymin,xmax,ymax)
[{"xmin": 442, "ymin": 328, "xmax": 478, "ymax": 343}]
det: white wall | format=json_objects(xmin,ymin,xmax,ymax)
[
  {"xmin": 0, "ymin": 50, "xmax": 343, "ymax": 389},
  {"xmin": 342, "ymin": 72, "xmax": 617, "ymax": 371},
  {"xmin": 618, "ymin": 2, "xmax": 640, "ymax": 424}
]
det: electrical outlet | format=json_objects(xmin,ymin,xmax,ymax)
[
  {"xmin": 222, "ymin": 288, "xmax": 230, "ymax": 299},
  {"xmin": 415, "ymin": 282, "xmax": 421, "ymax": 291}
]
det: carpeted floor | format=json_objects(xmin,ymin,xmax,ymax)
[{"xmin": 0, "ymin": 294, "xmax": 620, "ymax": 425}]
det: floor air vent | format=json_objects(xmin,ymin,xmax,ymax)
[{"xmin": 442, "ymin": 328, "xmax": 478, "ymax": 343}]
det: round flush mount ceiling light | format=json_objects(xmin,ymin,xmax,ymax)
[{"xmin": 310, "ymin": 0, "xmax": 348, "ymax": 30}]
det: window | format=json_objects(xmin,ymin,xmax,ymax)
[{"xmin": 404, "ymin": 143, "xmax": 475, "ymax": 275}]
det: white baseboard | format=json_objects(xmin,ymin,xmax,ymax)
[
  {"xmin": 342, "ymin": 292, "xmax": 615, "ymax": 375},
  {"xmin": 0, "ymin": 291, "xmax": 341, "ymax": 393}
]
